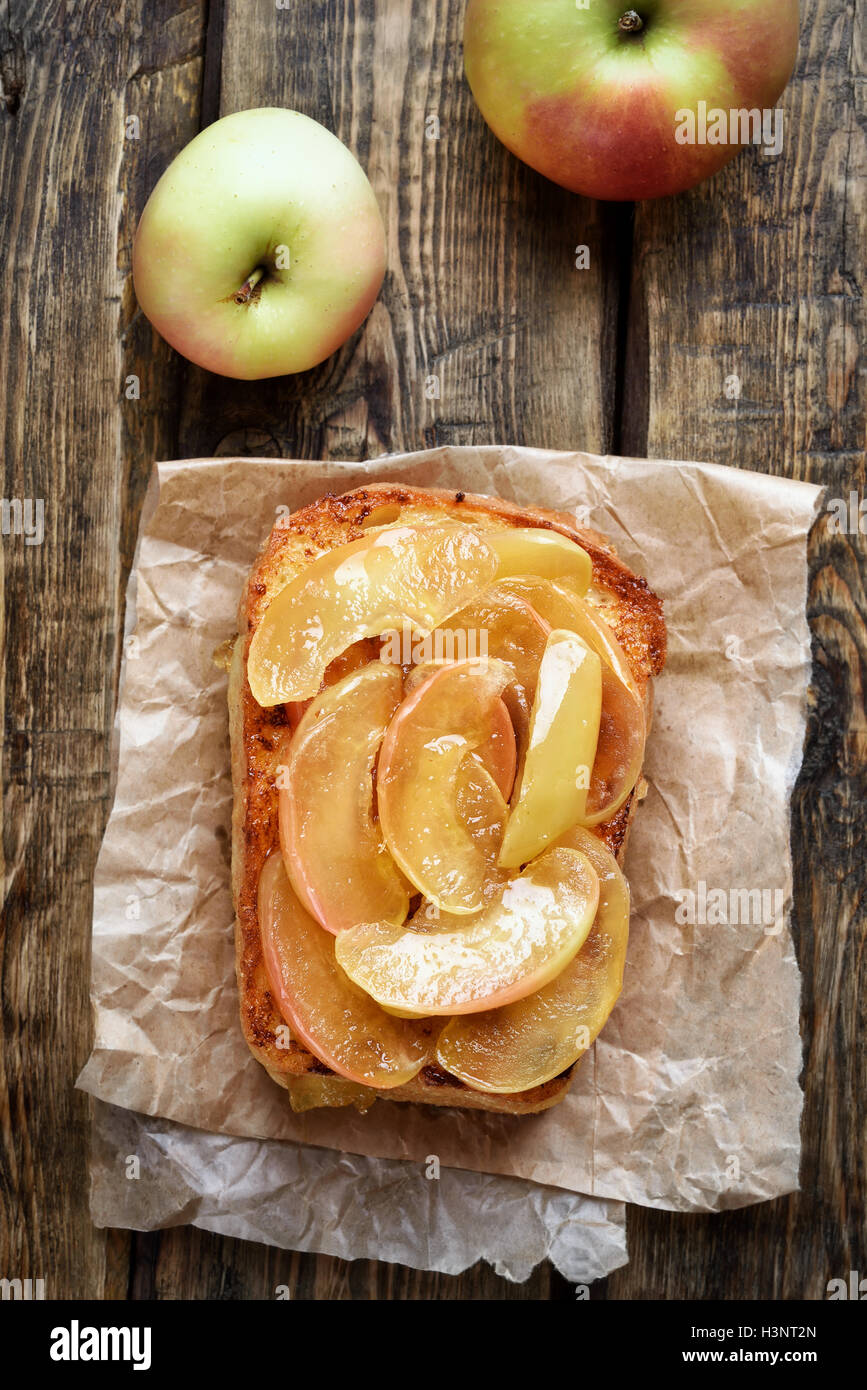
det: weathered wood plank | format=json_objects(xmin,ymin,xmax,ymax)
[
  {"xmin": 4, "ymin": 0, "xmax": 858, "ymax": 1302},
  {"xmin": 118, "ymin": 4, "xmax": 208, "ymax": 600},
  {"xmin": 0, "ymin": 0, "xmax": 206, "ymax": 1301},
  {"xmin": 176, "ymin": 0, "xmax": 617, "ymax": 463},
  {"xmin": 605, "ymin": 0, "xmax": 866, "ymax": 1299},
  {"xmin": 623, "ymin": 0, "xmax": 865, "ymax": 481},
  {"xmin": 148, "ymin": 1225, "xmax": 567, "ymax": 1300}
]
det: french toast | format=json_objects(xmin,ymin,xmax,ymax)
[{"xmin": 229, "ymin": 482, "xmax": 666, "ymax": 1115}]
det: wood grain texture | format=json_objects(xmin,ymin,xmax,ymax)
[
  {"xmin": 176, "ymin": 0, "xmax": 619, "ymax": 464},
  {"xmin": 622, "ymin": 0, "xmax": 865, "ymax": 481},
  {"xmin": 1, "ymin": 0, "xmax": 863, "ymax": 1302},
  {"xmin": 0, "ymin": 0, "xmax": 206, "ymax": 1301},
  {"xmin": 118, "ymin": 3, "xmax": 207, "ymax": 598},
  {"xmin": 141, "ymin": 1226, "xmax": 570, "ymax": 1301},
  {"xmin": 605, "ymin": 0, "xmax": 866, "ymax": 1299}
]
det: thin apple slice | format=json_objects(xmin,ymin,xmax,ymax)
[
  {"xmin": 476, "ymin": 699, "xmax": 518, "ymax": 801},
  {"xmin": 378, "ymin": 658, "xmax": 512, "ymax": 914},
  {"xmin": 409, "ymin": 584, "xmax": 549, "ymax": 690},
  {"xmin": 377, "ymin": 755, "xmax": 507, "ymax": 1007},
  {"xmin": 258, "ymin": 852, "xmax": 436, "ymax": 1088},
  {"xmin": 489, "ymin": 527, "xmax": 592, "ymax": 594},
  {"xmin": 408, "ymin": 586, "xmax": 549, "ymax": 787},
  {"xmin": 335, "ymin": 846, "xmax": 600, "ymax": 1017},
  {"xmin": 495, "ymin": 578, "xmax": 646, "ymax": 825},
  {"xmin": 499, "ymin": 630, "xmax": 602, "ymax": 869},
  {"xmin": 247, "ymin": 524, "xmax": 500, "ymax": 706},
  {"xmin": 454, "ymin": 754, "xmax": 509, "ymax": 892},
  {"xmin": 403, "ymin": 658, "xmax": 457, "ymax": 693},
  {"xmin": 285, "ymin": 636, "xmax": 382, "ymax": 731},
  {"xmin": 403, "ymin": 662, "xmax": 517, "ymax": 801},
  {"xmin": 285, "ymin": 1074, "xmax": 377, "ymax": 1114},
  {"xmin": 441, "ymin": 585, "xmax": 551, "ymax": 767},
  {"xmin": 360, "ymin": 520, "xmax": 592, "ymax": 593},
  {"xmin": 436, "ymin": 827, "xmax": 629, "ymax": 1093},
  {"xmin": 497, "ymin": 576, "xmax": 638, "ymax": 695},
  {"xmin": 580, "ymin": 662, "xmax": 645, "ymax": 826},
  {"xmin": 278, "ymin": 662, "xmax": 409, "ymax": 934}
]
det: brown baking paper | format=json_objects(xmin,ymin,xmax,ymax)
[{"xmin": 78, "ymin": 446, "xmax": 820, "ymax": 1215}]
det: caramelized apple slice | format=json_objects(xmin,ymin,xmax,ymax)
[
  {"xmin": 477, "ymin": 700, "xmax": 518, "ymax": 801},
  {"xmin": 378, "ymin": 658, "xmax": 512, "ymax": 913},
  {"xmin": 278, "ymin": 663, "xmax": 409, "ymax": 934},
  {"xmin": 436, "ymin": 827, "xmax": 629, "ymax": 1092},
  {"xmin": 581, "ymin": 663, "xmax": 645, "ymax": 826},
  {"xmin": 258, "ymin": 852, "xmax": 436, "ymax": 1088},
  {"xmin": 404, "ymin": 662, "xmax": 517, "ymax": 802},
  {"xmin": 285, "ymin": 637, "xmax": 382, "ymax": 731},
  {"xmin": 496, "ymin": 578, "xmax": 646, "ymax": 826},
  {"xmin": 406, "ymin": 587, "xmax": 548, "ymax": 795},
  {"xmin": 403, "ymin": 658, "xmax": 456, "ymax": 692},
  {"xmin": 285, "ymin": 1074, "xmax": 377, "ymax": 1114},
  {"xmin": 454, "ymin": 755, "xmax": 509, "ymax": 897},
  {"xmin": 497, "ymin": 576, "xmax": 638, "ymax": 694},
  {"xmin": 363, "ymin": 521, "xmax": 591, "ymax": 591},
  {"xmin": 489, "ymin": 528, "xmax": 592, "ymax": 594},
  {"xmin": 247, "ymin": 524, "xmax": 500, "ymax": 706},
  {"xmin": 431, "ymin": 586, "xmax": 551, "ymax": 763},
  {"xmin": 499, "ymin": 630, "xmax": 602, "ymax": 869},
  {"xmin": 335, "ymin": 846, "xmax": 599, "ymax": 1016}
]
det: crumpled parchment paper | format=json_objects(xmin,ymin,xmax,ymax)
[
  {"xmin": 78, "ymin": 446, "xmax": 820, "ymax": 1248},
  {"xmin": 89, "ymin": 1099, "xmax": 627, "ymax": 1284}
]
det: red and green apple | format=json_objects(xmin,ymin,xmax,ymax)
[{"xmin": 463, "ymin": 0, "xmax": 800, "ymax": 201}]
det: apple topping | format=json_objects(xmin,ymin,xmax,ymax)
[
  {"xmin": 405, "ymin": 661, "xmax": 516, "ymax": 800},
  {"xmin": 335, "ymin": 846, "xmax": 600, "ymax": 1016},
  {"xmin": 580, "ymin": 658, "xmax": 645, "ymax": 826},
  {"xmin": 258, "ymin": 851, "xmax": 436, "ymax": 1088},
  {"xmin": 435, "ymin": 585, "xmax": 551, "ymax": 767},
  {"xmin": 278, "ymin": 663, "xmax": 410, "ymax": 935},
  {"xmin": 435, "ymin": 827, "xmax": 629, "ymax": 1092},
  {"xmin": 489, "ymin": 528, "xmax": 592, "ymax": 594},
  {"xmin": 247, "ymin": 522, "xmax": 592, "ymax": 707},
  {"xmin": 247, "ymin": 524, "xmax": 500, "ymax": 706},
  {"xmin": 251, "ymin": 520, "xmax": 644, "ymax": 1093},
  {"xmin": 285, "ymin": 1074, "xmax": 377, "ymax": 1114},
  {"xmin": 404, "ymin": 584, "xmax": 549, "ymax": 798},
  {"xmin": 475, "ymin": 697, "xmax": 518, "ymax": 801},
  {"xmin": 496, "ymin": 577, "xmax": 646, "ymax": 826},
  {"xmin": 285, "ymin": 636, "xmax": 382, "ymax": 732},
  {"xmin": 497, "ymin": 575, "xmax": 638, "ymax": 695},
  {"xmin": 377, "ymin": 658, "xmax": 513, "ymax": 914},
  {"xmin": 498, "ymin": 629, "xmax": 602, "ymax": 868},
  {"xmin": 454, "ymin": 754, "xmax": 510, "ymax": 890}
]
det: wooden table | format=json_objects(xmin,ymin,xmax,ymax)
[{"xmin": 1, "ymin": 0, "xmax": 863, "ymax": 1301}]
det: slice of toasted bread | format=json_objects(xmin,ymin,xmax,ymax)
[{"xmin": 229, "ymin": 482, "xmax": 666, "ymax": 1115}]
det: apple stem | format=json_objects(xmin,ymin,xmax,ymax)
[
  {"xmin": 234, "ymin": 266, "xmax": 266, "ymax": 305},
  {"xmin": 618, "ymin": 9, "xmax": 644, "ymax": 33}
]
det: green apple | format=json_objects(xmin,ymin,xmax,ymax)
[
  {"xmin": 464, "ymin": 0, "xmax": 800, "ymax": 201},
  {"xmin": 132, "ymin": 107, "xmax": 386, "ymax": 379}
]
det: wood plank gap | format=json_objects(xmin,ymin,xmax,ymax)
[{"xmin": 200, "ymin": 0, "xmax": 226, "ymax": 130}]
